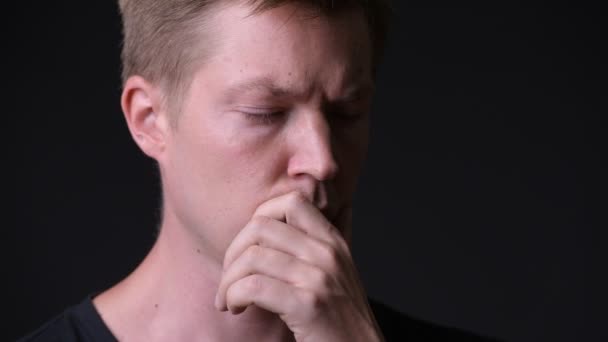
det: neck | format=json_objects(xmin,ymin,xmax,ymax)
[{"xmin": 94, "ymin": 210, "xmax": 294, "ymax": 342}]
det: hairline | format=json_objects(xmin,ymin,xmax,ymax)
[{"xmin": 129, "ymin": 1, "xmax": 379, "ymax": 129}]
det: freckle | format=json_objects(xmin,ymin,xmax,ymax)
[
  {"xmin": 196, "ymin": 249, "xmax": 201, "ymax": 253},
  {"xmin": 288, "ymin": 72, "xmax": 292, "ymax": 76},
  {"xmin": 154, "ymin": 304, "xmax": 158, "ymax": 309}
]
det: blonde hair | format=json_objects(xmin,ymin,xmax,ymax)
[{"xmin": 117, "ymin": 0, "xmax": 391, "ymax": 124}]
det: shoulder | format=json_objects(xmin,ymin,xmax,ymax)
[
  {"xmin": 368, "ymin": 298, "xmax": 502, "ymax": 342},
  {"xmin": 17, "ymin": 297, "xmax": 117, "ymax": 342},
  {"xmin": 17, "ymin": 311, "xmax": 76, "ymax": 342}
]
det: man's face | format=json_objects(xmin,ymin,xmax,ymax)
[{"xmin": 159, "ymin": 3, "xmax": 373, "ymax": 262}]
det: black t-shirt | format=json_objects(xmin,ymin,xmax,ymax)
[{"xmin": 18, "ymin": 296, "xmax": 500, "ymax": 341}]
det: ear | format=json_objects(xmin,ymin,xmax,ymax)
[{"xmin": 121, "ymin": 76, "xmax": 170, "ymax": 161}]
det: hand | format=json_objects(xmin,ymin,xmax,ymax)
[{"xmin": 214, "ymin": 191, "xmax": 384, "ymax": 342}]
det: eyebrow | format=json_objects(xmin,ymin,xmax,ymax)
[
  {"xmin": 223, "ymin": 77, "xmax": 292, "ymax": 101},
  {"xmin": 223, "ymin": 76, "xmax": 374, "ymax": 102}
]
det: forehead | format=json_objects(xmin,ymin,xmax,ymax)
[{"xmin": 195, "ymin": 2, "xmax": 373, "ymax": 99}]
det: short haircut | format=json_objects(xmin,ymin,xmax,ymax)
[{"xmin": 117, "ymin": 0, "xmax": 391, "ymax": 125}]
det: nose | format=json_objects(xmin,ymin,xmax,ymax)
[{"xmin": 286, "ymin": 110, "xmax": 339, "ymax": 182}]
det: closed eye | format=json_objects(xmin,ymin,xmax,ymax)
[{"xmin": 242, "ymin": 110, "xmax": 285, "ymax": 125}]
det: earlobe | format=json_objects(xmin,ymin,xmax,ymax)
[{"xmin": 121, "ymin": 76, "xmax": 169, "ymax": 160}]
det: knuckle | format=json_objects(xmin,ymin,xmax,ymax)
[
  {"xmin": 300, "ymin": 291, "xmax": 326, "ymax": 315},
  {"xmin": 254, "ymin": 201, "xmax": 272, "ymax": 216},
  {"xmin": 309, "ymin": 267, "xmax": 332, "ymax": 292},
  {"xmin": 250, "ymin": 215, "xmax": 272, "ymax": 233},
  {"xmin": 243, "ymin": 274, "xmax": 263, "ymax": 295},
  {"xmin": 319, "ymin": 243, "xmax": 340, "ymax": 274},
  {"xmin": 325, "ymin": 232, "xmax": 341, "ymax": 249},
  {"xmin": 333, "ymin": 236, "xmax": 351, "ymax": 258},
  {"xmin": 245, "ymin": 244, "xmax": 264, "ymax": 261},
  {"xmin": 287, "ymin": 191, "xmax": 306, "ymax": 208}
]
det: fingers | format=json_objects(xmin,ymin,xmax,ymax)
[
  {"xmin": 223, "ymin": 274, "xmax": 302, "ymax": 317},
  {"xmin": 216, "ymin": 190, "xmax": 361, "ymax": 330},
  {"xmin": 221, "ymin": 265, "xmax": 379, "ymax": 342},
  {"xmin": 216, "ymin": 245, "xmax": 329, "ymax": 311},
  {"xmin": 253, "ymin": 191, "xmax": 349, "ymax": 252},
  {"xmin": 222, "ymin": 214, "xmax": 334, "ymax": 271}
]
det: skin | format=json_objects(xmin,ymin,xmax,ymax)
[{"xmin": 94, "ymin": 2, "xmax": 381, "ymax": 341}]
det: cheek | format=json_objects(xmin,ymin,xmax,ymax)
[
  {"xmin": 179, "ymin": 113, "xmax": 290, "ymax": 207},
  {"xmin": 208, "ymin": 125, "xmax": 288, "ymax": 183},
  {"xmin": 164, "ymin": 113, "xmax": 291, "ymax": 254}
]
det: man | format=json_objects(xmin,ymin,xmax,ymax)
[{"xmin": 20, "ymin": 0, "xmax": 498, "ymax": 341}]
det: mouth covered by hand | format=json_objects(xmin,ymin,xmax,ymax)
[{"xmin": 214, "ymin": 191, "xmax": 380, "ymax": 341}]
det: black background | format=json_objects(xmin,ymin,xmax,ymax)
[{"xmin": 8, "ymin": 2, "xmax": 605, "ymax": 341}]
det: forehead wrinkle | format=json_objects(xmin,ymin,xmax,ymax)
[
  {"xmin": 222, "ymin": 76, "xmax": 374, "ymax": 108},
  {"xmin": 223, "ymin": 76, "xmax": 307, "ymax": 102},
  {"xmin": 214, "ymin": 5, "xmax": 372, "ymax": 103}
]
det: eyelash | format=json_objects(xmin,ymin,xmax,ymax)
[
  {"xmin": 243, "ymin": 111, "xmax": 283, "ymax": 125},
  {"xmin": 243, "ymin": 108, "xmax": 365, "ymax": 126}
]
